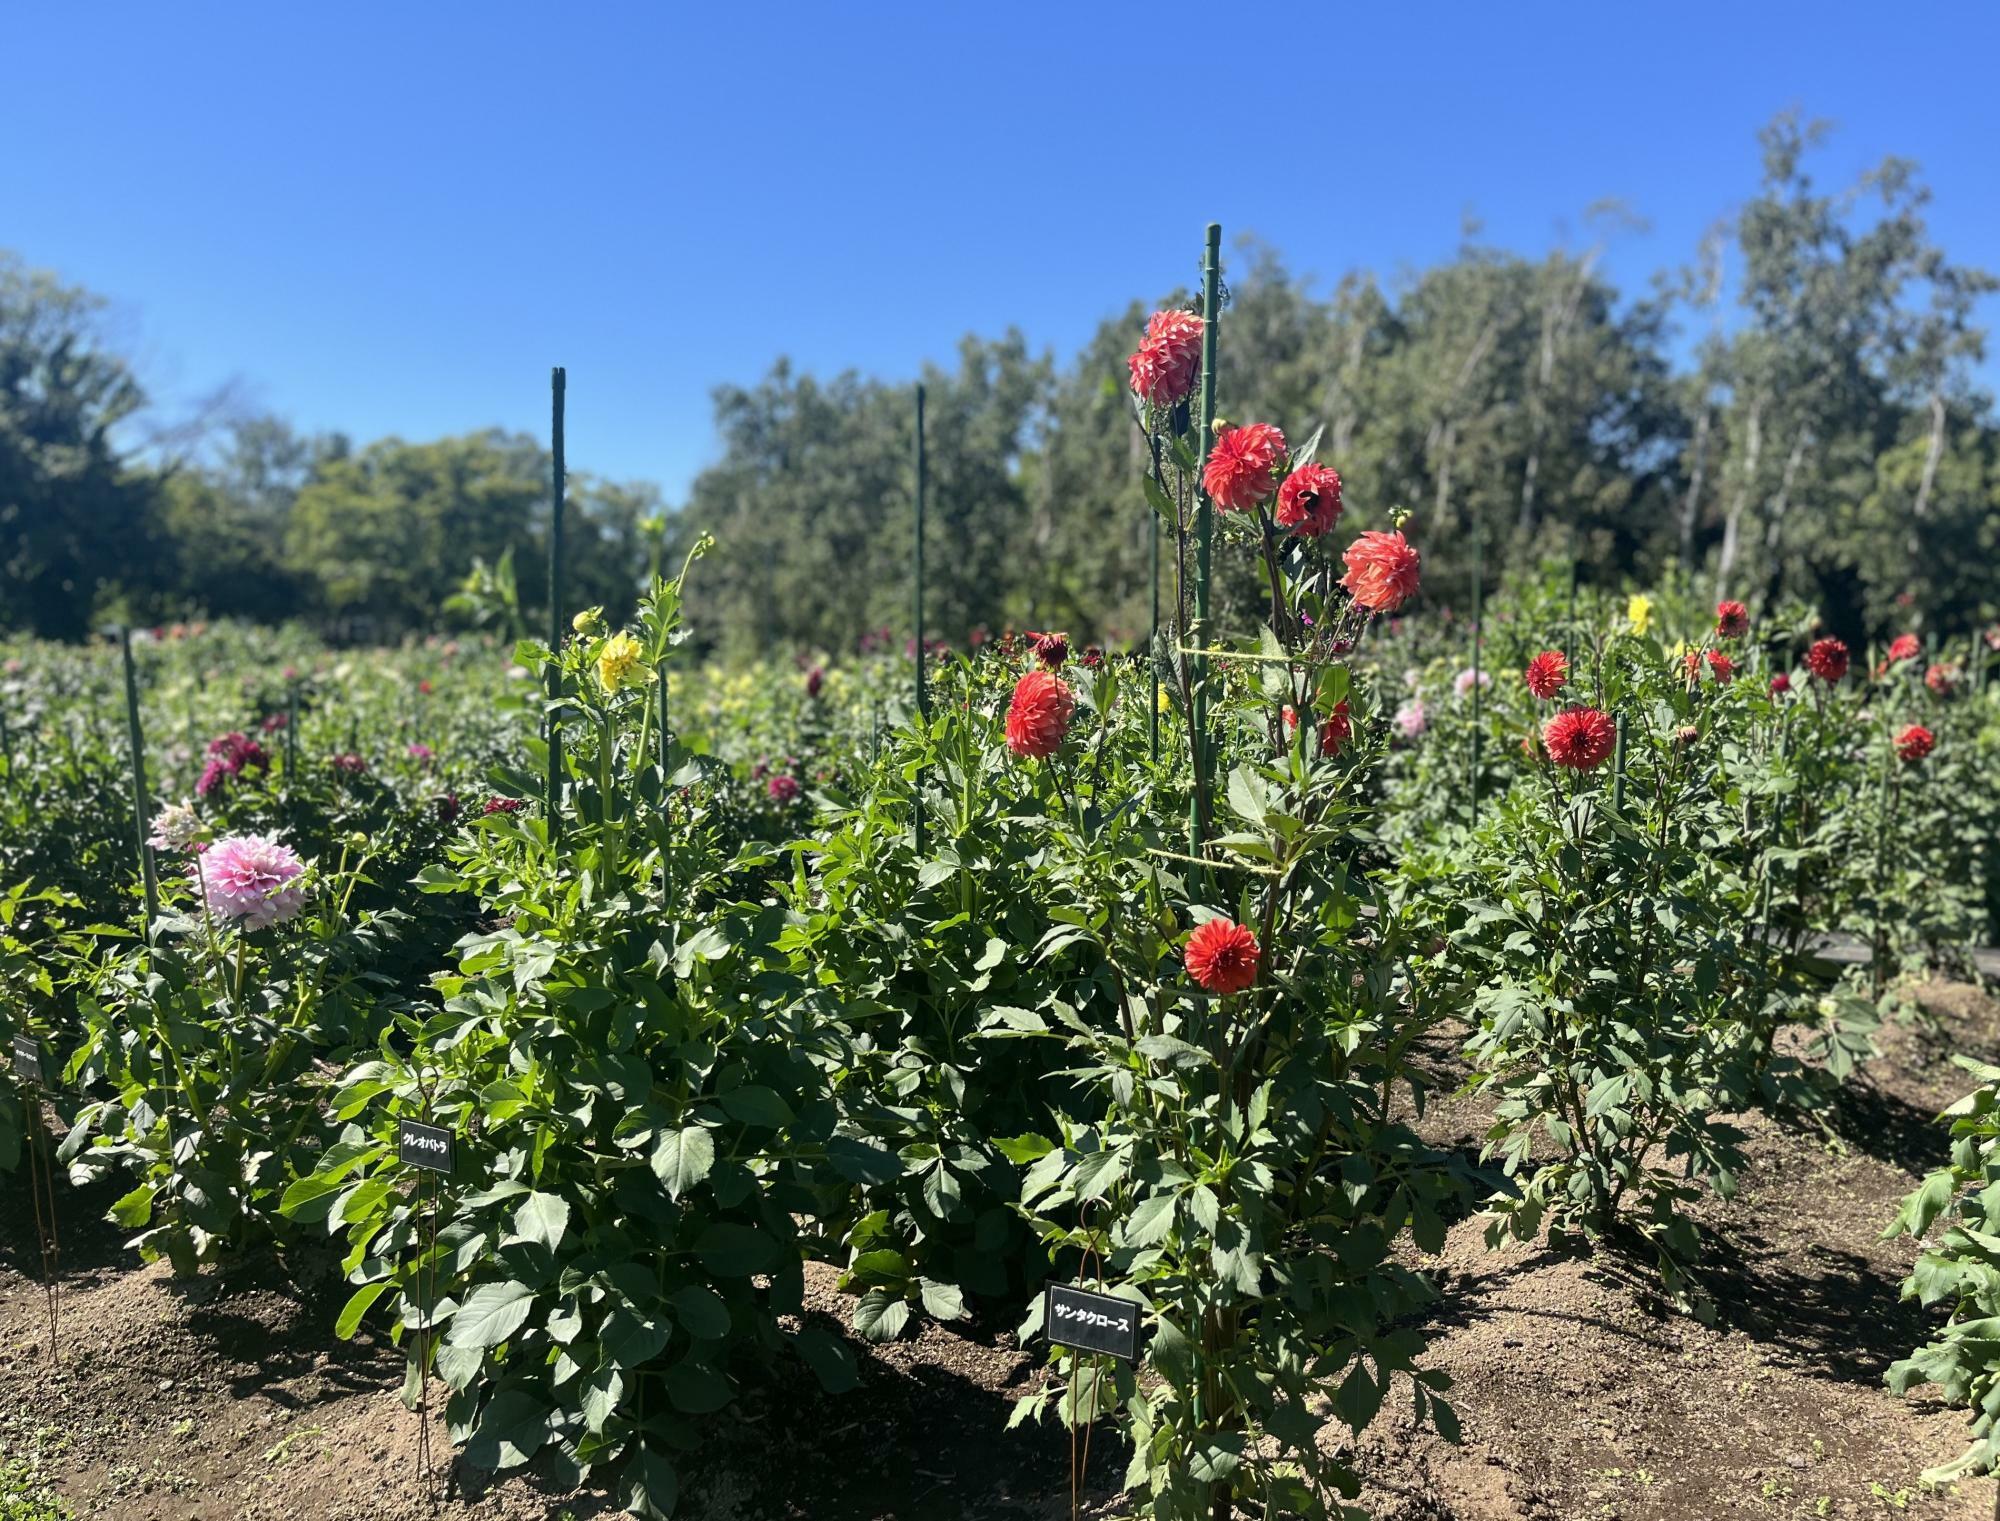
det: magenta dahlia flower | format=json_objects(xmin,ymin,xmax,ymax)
[{"xmin": 194, "ymin": 833, "xmax": 308, "ymax": 931}]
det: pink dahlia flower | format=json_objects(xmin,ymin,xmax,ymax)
[{"xmin": 195, "ymin": 833, "xmax": 308, "ymax": 931}]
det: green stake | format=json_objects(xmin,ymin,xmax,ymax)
[
  {"xmin": 1189, "ymin": 222, "xmax": 1222, "ymax": 862},
  {"xmin": 120, "ymin": 627, "xmax": 158, "ymax": 931},
  {"xmin": 1611, "ymin": 712, "xmax": 1627, "ymax": 814},
  {"xmin": 1469, "ymin": 516, "xmax": 1484, "ymax": 826},
  {"xmin": 913, "ymin": 382, "xmax": 929, "ymax": 854},
  {"xmin": 547, "ymin": 367, "xmax": 566, "ymax": 838},
  {"xmin": 1149, "ymin": 502, "xmax": 1161, "ymax": 762}
]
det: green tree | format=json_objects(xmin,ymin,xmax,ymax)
[{"xmin": 0, "ymin": 252, "xmax": 161, "ymax": 637}]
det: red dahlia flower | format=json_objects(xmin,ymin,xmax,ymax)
[
  {"xmin": 1005, "ymin": 670, "xmax": 1075, "ymax": 758},
  {"xmin": 1274, "ymin": 464, "xmax": 1343, "ymax": 537},
  {"xmin": 1805, "ymin": 638, "xmax": 1850, "ymax": 684},
  {"xmin": 1033, "ymin": 632, "xmax": 1070, "ymax": 669},
  {"xmin": 1896, "ymin": 724, "xmax": 1935, "ymax": 763},
  {"xmin": 1127, "ymin": 309, "xmax": 1205, "ymax": 407},
  {"xmin": 767, "ymin": 773, "xmax": 802, "ymax": 802},
  {"xmin": 1886, "ymin": 633, "xmax": 1920, "ymax": 664},
  {"xmin": 1543, "ymin": 707, "xmax": 1617, "ymax": 770},
  {"xmin": 1318, "ymin": 700, "xmax": 1351, "ymax": 757},
  {"xmin": 1201, "ymin": 423, "xmax": 1287, "ymax": 512},
  {"xmin": 1340, "ymin": 530, "xmax": 1423, "ymax": 613},
  {"xmin": 1523, "ymin": 650, "xmax": 1569, "ymax": 700},
  {"xmin": 1184, "ymin": 918, "xmax": 1260, "ymax": 994},
  {"xmin": 1769, "ymin": 672, "xmax": 1792, "ymax": 695},
  {"xmin": 1715, "ymin": 600, "xmax": 1750, "ymax": 639},
  {"xmin": 1706, "ymin": 651, "xmax": 1736, "ymax": 684}
]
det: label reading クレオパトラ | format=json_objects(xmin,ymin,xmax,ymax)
[
  {"xmin": 398, "ymin": 1119, "xmax": 454, "ymax": 1175},
  {"xmin": 1045, "ymin": 1282, "xmax": 1140, "ymax": 1362}
]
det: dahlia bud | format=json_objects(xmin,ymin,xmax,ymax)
[
  {"xmin": 573, "ymin": 606, "xmax": 603, "ymax": 634},
  {"xmin": 1034, "ymin": 633, "xmax": 1069, "ymax": 669},
  {"xmin": 1676, "ymin": 725, "xmax": 1700, "ymax": 748}
]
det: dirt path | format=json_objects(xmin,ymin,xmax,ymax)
[{"xmin": 4, "ymin": 979, "xmax": 1996, "ymax": 1520}]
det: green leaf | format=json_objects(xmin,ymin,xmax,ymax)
[
  {"xmin": 993, "ymin": 1133, "xmax": 1055, "ymax": 1165},
  {"xmin": 665, "ymin": 1360, "xmax": 733, "ymax": 1414},
  {"xmin": 465, "ymin": 1388, "xmax": 550, "ymax": 1471},
  {"xmin": 447, "ymin": 1281, "xmax": 536, "ymax": 1349},
  {"xmin": 668, "ymin": 1285, "xmax": 731, "ymax": 1341},
  {"xmin": 919, "ymin": 1278, "xmax": 967, "ymax": 1321},
  {"xmin": 109, "ymin": 1181, "xmax": 157, "ymax": 1229},
  {"xmin": 694, "ymin": 1223, "xmax": 782, "ymax": 1277},
  {"xmin": 622, "ymin": 1444, "xmax": 679, "ymax": 1519},
  {"xmin": 335, "ymin": 1280, "xmax": 392, "ymax": 1340},
  {"xmin": 854, "ymin": 1287, "xmax": 912, "ymax": 1342},
  {"xmin": 652, "ymin": 1126, "xmax": 715, "ymax": 1200},
  {"xmin": 718, "ymin": 1085, "xmax": 794, "ymax": 1129},
  {"xmin": 580, "ymin": 1364, "xmax": 624, "ymax": 1433},
  {"xmin": 826, "ymin": 1135, "xmax": 901, "ymax": 1185},
  {"xmin": 795, "ymin": 1325, "xmax": 858, "ymax": 1393},
  {"xmin": 513, "ymin": 1191, "xmax": 571, "ymax": 1252},
  {"xmin": 600, "ymin": 1305, "xmax": 671, "ymax": 1370}
]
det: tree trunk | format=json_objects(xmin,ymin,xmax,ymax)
[
  {"xmin": 1329, "ymin": 323, "xmax": 1365, "ymax": 460},
  {"xmin": 1518, "ymin": 250, "xmax": 1598, "ymax": 538},
  {"xmin": 1677, "ymin": 406, "xmax": 1712, "ymax": 569},
  {"xmin": 1715, "ymin": 399, "xmax": 1763, "ymax": 599},
  {"xmin": 1913, "ymin": 389, "xmax": 1946, "ymax": 521}
]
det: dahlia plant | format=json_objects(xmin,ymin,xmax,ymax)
[
  {"xmin": 281, "ymin": 547, "xmax": 863, "ymax": 1519},
  {"xmin": 1000, "ymin": 303, "xmax": 1460, "ymax": 1519},
  {"xmin": 1886, "ymin": 1057, "xmax": 2000, "ymax": 1484}
]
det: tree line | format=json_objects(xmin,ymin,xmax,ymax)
[{"xmin": 3, "ymin": 113, "xmax": 1993, "ymax": 653}]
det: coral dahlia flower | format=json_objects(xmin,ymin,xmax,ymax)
[
  {"xmin": 1005, "ymin": 670, "xmax": 1075, "ymax": 758},
  {"xmin": 1184, "ymin": 918, "xmax": 1260, "ymax": 994},
  {"xmin": 1340, "ymin": 531, "xmax": 1422, "ymax": 613},
  {"xmin": 1705, "ymin": 651, "xmax": 1736, "ymax": 684},
  {"xmin": 1274, "ymin": 464, "xmax": 1343, "ymax": 537},
  {"xmin": 1543, "ymin": 707, "xmax": 1617, "ymax": 771},
  {"xmin": 1924, "ymin": 663, "xmax": 1958, "ymax": 696},
  {"xmin": 1886, "ymin": 633, "xmax": 1920, "ymax": 664},
  {"xmin": 1201, "ymin": 424, "xmax": 1287, "ymax": 512},
  {"xmin": 1127, "ymin": 309, "xmax": 1204, "ymax": 408},
  {"xmin": 1523, "ymin": 650, "xmax": 1568, "ymax": 700},
  {"xmin": 1805, "ymin": 638, "xmax": 1850, "ymax": 684}
]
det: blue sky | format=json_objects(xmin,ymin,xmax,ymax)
[{"xmin": 6, "ymin": 2, "xmax": 1996, "ymax": 499}]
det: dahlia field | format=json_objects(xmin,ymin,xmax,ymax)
[{"xmin": 5, "ymin": 284, "xmax": 2000, "ymax": 1521}]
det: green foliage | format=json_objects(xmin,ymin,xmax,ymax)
[{"xmin": 1886, "ymin": 1058, "xmax": 2000, "ymax": 1484}]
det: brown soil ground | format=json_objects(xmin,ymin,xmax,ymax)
[{"xmin": 3, "ymin": 978, "xmax": 1995, "ymax": 1521}]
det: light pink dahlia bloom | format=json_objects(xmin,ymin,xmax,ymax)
[{"xmin": 194, "ymin": 833, "xmax": 308, "ymax": 930}]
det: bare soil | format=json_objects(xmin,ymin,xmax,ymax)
[{"xmin": 4, "ymin": 978, "xmax": 1996, "ymax": 1521}]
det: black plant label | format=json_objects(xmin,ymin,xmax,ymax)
[
  {"xmin": 398, "ymin": 1119, "xmax": 454, "ymax": 1174},
  {"xmin": 1045, "ymin": 1282, "xmax": 1140, "ymax": 1362},
  {"xmin": 10, "ymin": 1035, "xmax": 41, "ymax": 1086}
]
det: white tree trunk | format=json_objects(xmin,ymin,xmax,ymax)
[
  {"xmin": 1716, "ymin": 399, "xmax": 1763, "ymax": 598},
  {"xmin": 1678, "ymin": 406, "xmax": 1712, "ymax": 568}
]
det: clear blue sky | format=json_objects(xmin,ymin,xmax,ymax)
[{"xmin": 6, "ymin": 2, "xmax": 1995, "ymax": 499}]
